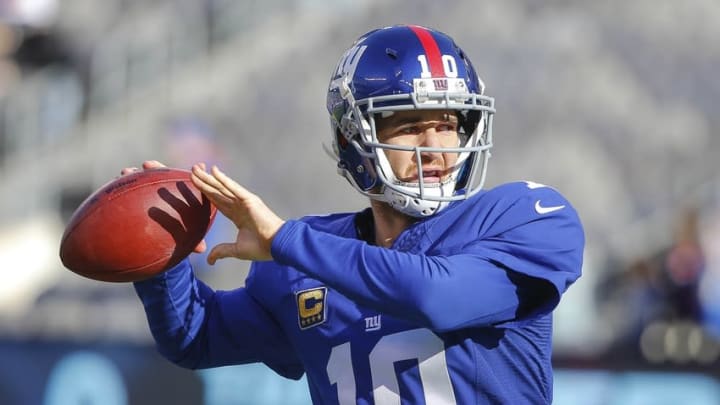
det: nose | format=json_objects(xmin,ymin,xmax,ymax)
[
  {"xmin": 419, "ymin": 128, "xmax": 443, "ymax": 161},
  {"xmin": 420, "ymin": 127, "xmax": 443, "ymax": 147}
]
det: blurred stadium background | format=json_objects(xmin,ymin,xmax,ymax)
[{"xmin": 1, "ymin": 0, "xmax": 719, "ymax": 404}]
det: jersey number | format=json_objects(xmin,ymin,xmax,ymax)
[
  {"xmin": 326, "ymin": 328, "xmax": 456, "ymax": 404},
  {"xmin": 417, "ymin": 55, "xmax": 458, "ymax": 78}
]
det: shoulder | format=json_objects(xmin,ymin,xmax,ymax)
[
  {"xmin": 432, "ymin": 181, "xmax": 583, "ymax": 249},
  {"xmin": 457, "ymin": 181, "xmax": 585, "ymax": 294},
  {"xmin": 468, "ymin": 180, "xmax": 580, "ymax": 232},
  {"xmin": 481, "ymin": 181, "xmax": 571, "ymax": 209}
]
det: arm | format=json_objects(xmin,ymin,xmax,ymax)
[
  {"xmin": 271, "ymin": 217, "xmax": 581, "ymax": 332},
  {"xmin": 187, "ymin": 165, "xmax": 583, "ymax": 332},
  {"xmin": 133, "ymin": 259, "xmax": 303, "ymax": 379}
]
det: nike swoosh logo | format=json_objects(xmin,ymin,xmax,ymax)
[{"xmin": 535, "ymin": 200, "xmax": 565, "ymax": 214}]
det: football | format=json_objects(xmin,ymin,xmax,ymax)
[{"xmin": 59, "ymin": 167, "xmax": 217, "ymax": 282}]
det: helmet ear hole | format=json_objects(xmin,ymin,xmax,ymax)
[{"xmin": 336, "ymin": 128, "xmax": 349, "ymax": 150}]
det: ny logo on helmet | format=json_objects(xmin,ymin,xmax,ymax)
[
  {"xmin": 433, "ymin": 79, "xmax": 448, "ymax": 90},
  {"xmin": 335, "ymin": 43, "xmax": 367, "ymax": 81}
]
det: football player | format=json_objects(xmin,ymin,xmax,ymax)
[{"xmin": 130, "ymin": 25, "xmax": 584, "ymax": 404}]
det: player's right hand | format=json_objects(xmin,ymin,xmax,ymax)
[
  {"xmin": 120, "ymin": 159, "xmax": 165, "ymax": 176},
  {"xmin": 119, "ymin": 160, "xmax": 207, "ymax": 254}
]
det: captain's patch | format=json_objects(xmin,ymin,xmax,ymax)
[{"xmin": 295, "ymin": 287, "xmax": 328, "ymax": 330}]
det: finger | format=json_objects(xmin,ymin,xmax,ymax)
[
  {"xmin": 191, "ymin": 172, "xmax": 234, "ymax": 204},
  {"xmin": 190, "ymin": 174, "xmax": 234, "ymax": 208},
  {"xmin": 211, "ymin": 165, "xmax": 253, "ymax": 201},
  {"xmin": 143, "ymin": 160, "xmax": 166, "ymax": 170},
  {"xmin": 191, "ymin": 164, "xmax": 235, "ymax": 200},
  {"xmin": 207, "ymin": 243, "xmax": 237, "ymax": 265},
  {"xmin": 120, "ymin": 167, "xmax": 139, "ymax": 176},
  {"xmin": 193, "ymin": 239, "xmax": 207, "ymax": 254},
  {"xmin": 190, "ymin": 170, "xmax": 237, "ymax": 216}
]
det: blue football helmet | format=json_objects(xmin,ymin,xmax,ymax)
[{"xmin": 326, "ymin": 25, "xmax": 495, "ymax": 217}]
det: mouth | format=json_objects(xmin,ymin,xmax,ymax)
[
  {"xmin": 401, "ymin": 169, "xmax": 447, "ymax": 184},
  {"xmin": 420, "ymin": 170, "xmax": 443, "ymax": 183}
]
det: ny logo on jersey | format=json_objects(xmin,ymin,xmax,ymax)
[
  {"xmin": 296, "ymin": 287, "xmax": 328, "ymax": 330},
  {"xmin": 364, "ymin": 314, "xmax": 382, "ymax": 332}
]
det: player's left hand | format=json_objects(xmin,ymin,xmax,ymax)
[{"xmin": 190, "ymin": 163, "xmax": 285, "ymax": 263}]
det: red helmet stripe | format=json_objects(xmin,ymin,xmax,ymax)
[{"xmin": 409, "ymin": 25, "xmax": 444, "ymax": 77}]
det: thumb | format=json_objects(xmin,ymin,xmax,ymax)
[{"xmin": 207, "ymin": 243, "xmax": 237, "ymax": 265}]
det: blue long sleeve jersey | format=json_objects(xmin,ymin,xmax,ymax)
[{"xmin": 134, "ymin": 181, "xmax": 584, "ymax": 404}]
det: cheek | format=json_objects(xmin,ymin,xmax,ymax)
[
  {"xmin": 441, "ymin": 135, "xmax": 460, "ymax": 165},
  {"xmin": 385, "ymin": 150, "xmax": 409, "ymax": 164},
  {"xmin": 443, "ymin": 152, "xmax": 460, "ymax": 167},
  {"xmin": 383, "ymin": 150, "xmax": 413, "ymax": 174}
]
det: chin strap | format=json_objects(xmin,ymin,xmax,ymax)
[
  {"xmin": 385, "ymin": 191, "xmax": 446, "ymax": 217},
  {"xmin": 371, "ymin": 180, "xmax": 454, "ymax": 218}
]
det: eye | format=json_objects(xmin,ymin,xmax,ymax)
[
  {"xmin": 397, "ymin": 125, "xmax": 420, "ymax": 135},
  {"xmin": 436, "ymin": 122, "xmax": 457, "ymax": 133}
]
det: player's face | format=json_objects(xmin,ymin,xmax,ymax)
[{"xmin": 375, "ymin": 110, "xmax": 460, "ymax": 184}]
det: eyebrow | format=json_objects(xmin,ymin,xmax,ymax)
[
  {"xmin": 385, "ymin": 115, "xmax": 426, "ymax": 127},
  {"xmin": 378, "ymin": 112, "xmax": 457, "ymax": 129}
]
